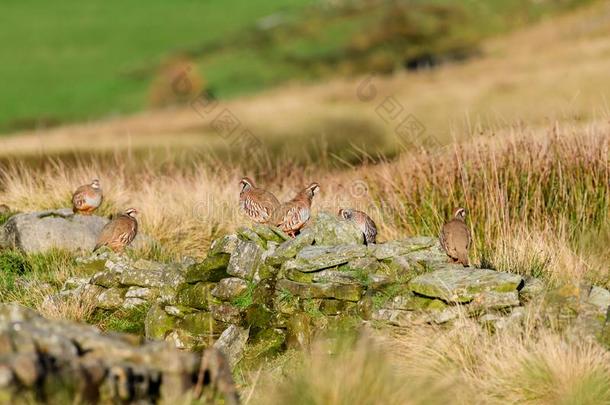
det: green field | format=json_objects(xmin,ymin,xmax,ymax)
[{"xmin": 0, "ymin": 0, "xmax": 593, "ymax": 133}]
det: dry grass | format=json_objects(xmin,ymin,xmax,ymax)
[{"xmin": 247, "ymin": 310, "xmax": 610, "ymax": 405}]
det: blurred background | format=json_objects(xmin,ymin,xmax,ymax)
[{"xmin": 0, "ymin": 0, "xmax": 608, "ymax": 164}]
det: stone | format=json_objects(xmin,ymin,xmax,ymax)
[
  {"xmin": 0, "ymin": 209, "xmax": 148, "ymax": 254},
  {"xmin": 470, "ymin": 291, "xmax": 521, "ymax": 310},
  {"xmin": 211, "ymin": 278, "xmax": 249, "ymax": 301},
  {"xmin": 226, "ymin": 240, "xmax": 263, "ymax": 280},
  {"xmin": 163, "ymin": 305, "xmax": 198, "ymax": 319},
  {"xmin": 185, "ymin": 254, "xmax": 230, "ymax": 283},
  {"xmin": 122, "ymin": 298, "xmax": 148, "ymax": 309},
  {"xmin": 286, "ymin": 313, "xmax": 314, "ymax": 350},
  {"xmin": 120, "ymin": 260, "xmax": 185, "ymax": 289},
  {"xmin": 237, "ymin": 227, "xmax": 266, "ymax": 248},
  {"xmin": 277, "ymin": 279, "xmax": 364, "ymax": 302},
  {"xmin": 178, "ymin": 311, "xmax": 225, "ymax": 335},
  {"xmin": 96, "ymin": 287, "xmax": 127, "ymax": 310},
  {"xmin": 311, "ymin": 270, "xmax": 366, "ymax": 285},
  {"xmin": 409, "ymin": 268, "xmax": 524, "ymax": 303},
  {"xmin": 587, "ymin": 286, "xmax": 610, "ymax": 315},
  {"xmin": 90, "ymin": 270, "xmax": 121, "ymax": 288},
  {"xmin": 519, "ymin": 276, "xmax": 545, "ymax": 302},
  {"xmin": 240, "ymin": 328, "xmax": 285, "ymax": 366},
  {"xmin": 175, "ymin": 282, "xmax": 217, "ymax": 310},
  {"xmin": 342, "ymin": 257, "xmax": 381, "ymax": 273},
  {"xmin": 369, "ymin": 237, "xmax": 437, "ymax": 260},
  {"xmin": 283, "ymin": 244, "xmax": 368, "ymax": 273},
  {"xmin": 0, "ymin": 303, "xmax": 215, "ymax": 402},
  {"xmin": 213, "ymin": 325, "xmax": 250, "ymax": 368},
  {"xmin": 125, "ymin": 286, "xmax": 157, "ymax": 300},
  {"xmin": 309, "ymin": 212, "xmax": 364, "ymax": 246},
  {"xmin": 210, "ymin": 304, "xmax": 243, "ymax": 324},
  {"xmin": 252, "ymin": 224, "xmax": 287, "ymax": 243},
  {"xmin": 265, "ymin": 228, "xmax": 315, "ymax": 266},
  {"xmin": 319, "ymin": 299, "xmax": 357, "ymax": 316},
  {"xmin": 208, "ymin": 234, "xmax": 239, "ymax": 256}
]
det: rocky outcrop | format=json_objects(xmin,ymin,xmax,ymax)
[
  {"xmin": 0, "ymin": 303, "xmax": 238, "ymax": 403},
  {"xmin": 50, "ymin": 211, "xmax": 610, "ymax": 366},
  {"xmin": 0, "ymin": 209, "xmax": 149, "ymax": 254}
]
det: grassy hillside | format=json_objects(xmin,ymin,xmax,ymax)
[{"xmin": 0, "ymin": 0, "xmax": 594, "ymax": 133}]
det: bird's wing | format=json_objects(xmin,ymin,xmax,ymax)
[
  {"xmin": 94, "ymin": 219, "xmax": 119, "ymax": 250},
  {"xmin": 72, "ymin": 185, "xmax": 89, "ymax": 208}
]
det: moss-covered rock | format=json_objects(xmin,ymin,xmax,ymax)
[
  {"xmin": 211, "ymin": 277, "xmax": 249, "ymax": 301},
  {"xmin": 145, "ymin": 304, "xmax": 178, "ymax": 340},
  {"xmin": 310, "ymin": 212, "xmax": 364, "ymax": 246},
  {"xmin": 178, "ymin": 311, "xmax": 226, "ymax": 335},
  {"xmin": 239, "ymin": 328, "xmax": 285, "ymax": 368},
  {"xmin": 119, "ymin": 260, "xmax": 185, "ymax": 289},
  {"xmin": 175, "ymin": 282, "xmax": 217, "ymax": 310},
  {"xmin": 286, "ymin": 313, "xmax": 314, "ymax": 350},
  {"xmin": 252, "ymin": 224, "xmax": 288, "ymax": 244},
  {"xmin": 277, "ymin": 279, "xmax": 364, "ymax": 301},
  {"xmin": 184, "ymin": 254, "xmax": 230, "ymax": 283},
  {"xmin": 265, "ymin": 228, "xmax": 315, "ymax": 267},
  {"xmin": 208, "ymin": 234, "xmax": 239, "ymax": 256},
  {"xmin": 96, "ymin": 287, "xmax": 127, "ymax": 310},
  {"xmin": 409, "ymin": 268, "xmax": 524, "ymax": 303},
  {"xmin": 282, "ymin": 245, "xmax": 368, "ymax": 273},
  {"xmin": 236, "ymin": 227, "xmax": 266, "ymax": 248},
  {"xmin": 210, "ymin": 303, "xmax": 243, "ymax": 324},
  {"xmin": 90, "ymin": 270, "xmax": 121, "ymax": 288}
]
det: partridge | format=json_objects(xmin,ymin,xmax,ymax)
[
  {"xmin": 72, "ymin": 179, "xmax": 103, "ymax": 215},
  {"xmin": 338, "ymin": 208, "xmax": 377, "ymax": 245},
  {"xmin": 440, "ymin": 207, "xmax": 471, "ymax": 267},
  {"xmin": 93, "ymin": 208, "xmax": 138, "ymax": 253},
  {"xmin": 270, "ymin": 182, "xmax": 320, "ymax": 237},
  {"xmin": 239, "ymin": 177, "xmax": 280, "ymax": 223}
]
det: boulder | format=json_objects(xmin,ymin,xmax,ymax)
[
  {"xmin": 265, "ymin": 228, "xmax": 315, "ymax": 266},
  {"xmin": 96, "ymin": 287, "xmax": 127, "ymax": 310},
  {"xmin": 309, "ymin": 212, "xmax": 364, "ymax": 246},
  {"xmin": 0, "ymin": 209, "xmax": 148, "ymax": 254},
  {"xmin": 409, "ymin": 268, "xmax": 524, "ymax": 303},
  {"xmin": 120, "ymin": 260, "xmax": 185, "ymax": 289}
]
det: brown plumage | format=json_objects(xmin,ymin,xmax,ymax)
[
  {"xmin": 0, "ymin": 204, "xmax": 9, "ymax": 215},
  {"xmin": 339, "ymin": 208, "xmax": 377, "ymax": 245},
  {"xmin": 94, "ymin": 208, "xmax": 138, "ymax": 253},
  {"xmin": 270, "ymin": 182, "xmax": 320, "ymax": 237},
  {"xmin": 72, "ymin": 179, "xmax": 103, "ymax": 215},
  {"xmin": 239, "ymin": 177, "xmax": 280, "ymax": 223},
  {"xmin": 440, "ymin": 207, "xmax": 471, "ymax": 267}
]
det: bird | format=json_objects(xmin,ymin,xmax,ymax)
[
  {"xmin": 239, "ymin": 177, "xmax": 280, "ymax": 223},
  {"xmin": 0, "ymin": 204, "xmax": 9, "ymax": 215},
  {"xmin": 338, "ymin": 208, "xmax": 377, "ymax": 245},
  {"xmin": 440, "ymin": 207, "xmax": 471, "ymax": 267},
  {"xmin": 72, "ymin": 179, "xmax": 103, "ymax": 215},
  {"xmin": 270, "ymin": 182, "xmax": 320, "ymax": 237},
  {"xmin": 93, "ymin": 208, "xmax": 138, "ymax": 253}
]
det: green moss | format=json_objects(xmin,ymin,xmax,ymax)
[
  {"xmin": 185, "ymin": 254, "xmax": 230, "ymax": 283},
  {"xmin": 92, "ymin": 304, "xmax": 151, "ymax": 335},
  {"xmin": 232, "ymin": 281, "xmax": 256, "ymax": 309}
]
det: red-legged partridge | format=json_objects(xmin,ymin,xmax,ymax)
[
  {"xmin": 270, "ymin": 182, "xmax": 320, "ymax": 237},
  {"xmin": 338, "ymin": 208, "xmax": 377, "ymax": 245},
  {"xmin": 440, "ymin": 207, "xmax": 471, "ymax": 267},
  {"xmin": 94, "ymin": 208, "xmax": 138, "ymax": 253},
  {"xmin": 239, "ymin": 177, "xmax": 280, "ymax": 223},
  {"xmin": 72, "ymin": 179, "xmax": 103, "ymax": 215}
]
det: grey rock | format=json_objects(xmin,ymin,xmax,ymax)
[
  {"xmin": 309, "ymin": 212, "xmax": 364, "ymax": 246},
  {"xmin": 587, "ymin": 286, "xmax": 610, "ymax": 315},
  {"xmin": 369, "ymin": 237, "xmax": 437, "ymax": 260},
  {"xmin": 283, "ymin": 244, "xmax": 368, "ymax": 273},
  {"xmin": 211, "ymin": 278, "xmax": 249, "ymax": 301},
  {"xmin": 265, "ymin": 228, "xmax": 315, "ymax": 266},
  {"xmin": 409, "ymin": 268, "xmax": 524, "ymax": 303},
  {"xmin": 226, "ymin": 240, "xmax": 263, "ymax": 280},
  {"xmin": 208, "ymin": 234, "xmax": 239, "ymax": 256},
  {"xmin": 213, "ymin": 325, "xmax": 250, "ymax": 368},
  {"xmin": 0, "ymin": 208, "xmax": 148, "ymax": 254},
  {"xmin": 125, "ymin": 287, "xmax": 156, "ymax": 300},
  {"xmin": 470, "ymin": 291, "xmax": 521, "ymax": 310},
  {"xmin": 120, "ymin": 260, "xmax": 185, "ymax": 288},
  {"xmin": 122, "ymin": 298, "xmax": 148, "ymax": 309}
]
